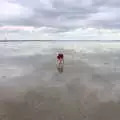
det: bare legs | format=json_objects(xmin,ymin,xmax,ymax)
[{"xmin": 56, "ymin": 59, "xmax": 64, "ymax": 73}]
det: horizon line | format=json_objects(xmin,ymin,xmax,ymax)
[{"xmin": 0, "ymin": 40, "xmax": 120, "ymax": 42}]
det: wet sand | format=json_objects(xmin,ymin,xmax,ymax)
[{"xmin": 0, "ymin": 43, "xmax": 120, "ymax": 120}]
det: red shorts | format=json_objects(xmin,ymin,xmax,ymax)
[{"xmin": 57, "ymin": 54, "xmax": 64, "ymax": 60}]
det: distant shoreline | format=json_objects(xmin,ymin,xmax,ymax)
[{"xmin": 0, "ymin": 40, "xmax": 120, "ymax": 42}]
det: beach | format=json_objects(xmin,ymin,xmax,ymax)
[{"xmin": 0, "ymin": 41, "xmax": 120, "ymax": 120}]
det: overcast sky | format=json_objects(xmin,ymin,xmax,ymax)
[{"xmin": 0, "ymin": 0, "xmax": 120, "ymax": 40}]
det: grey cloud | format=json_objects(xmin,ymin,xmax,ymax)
[
  {"xmin": 104, "ymin": 0, "xmax": 120, "ymax": 7},
  {"xmin": 20, "ymin": 0, "xmax": 98, "ymax": 29},
  {"xmin": 93, "ymin": 0, "xmax": 120, "ymax": 7},
  {"xmin": 91, "ymin": 20, "xmax": 120, "ymax": 29},
  {"xmin": 1, "ymin": 0, "xmax": 120, "ymax": 32}
]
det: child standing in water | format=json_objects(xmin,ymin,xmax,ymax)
[{"xmin": 56, "ymin": 53, "xmax": 64, "ymax": 72}]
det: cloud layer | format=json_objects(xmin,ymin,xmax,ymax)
[{"xmin": 0, "ymin": 0, "xmax": 120, "ymax": 39}]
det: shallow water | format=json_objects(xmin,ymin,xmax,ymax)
[{"xmin": 0, "ymin": 41, "xmax": 120, "ymax": 120}]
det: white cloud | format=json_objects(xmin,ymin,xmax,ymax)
[
  {"xmin": 0, "ymin": 0, "xmax": 33, "ymax": 21},
  {"xmin": 0, "ymin": 26, "xmax": 120, "ymax": 40}
]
